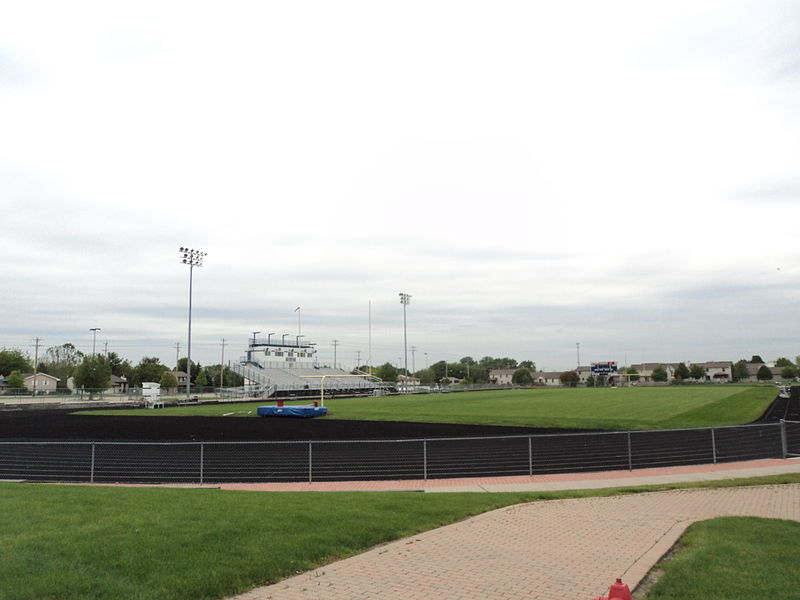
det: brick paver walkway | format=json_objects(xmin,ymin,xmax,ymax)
[{"xmin": 229, "ymin": 484, "xmax": 800, "ymax": 600}]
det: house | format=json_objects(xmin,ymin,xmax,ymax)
[
  {"xmin": 23, "ymin": 373, "xmax": 60, "ymax": 394},
  {"xmin": 531, "ymin": 371, "xmax": 564, "ymax": 386},
  {"xmin": 692, "ymin": 361, "xmax": 733, "ymax": 382},
  {"xmin": 628, "ymin": 363, "xmax": 679, "ymax": 383},
  {"xmin": 488, "ymin": 369, "xmax": 516, "ymax": 385},
  {"xmin": 110, "ymin": 374, "xmax": 128, "ymax": 393}
]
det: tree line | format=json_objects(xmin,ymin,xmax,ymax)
[
  {"xmin": 0, "ymin": 345, "xmax": 243, "ymax": 392},
  {"xmin": 356, "ymin": 356, "xmax": 535, "ymax": 384}
]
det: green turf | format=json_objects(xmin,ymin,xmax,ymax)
[
  {"xmin": 1, "ymin": 475, "xmax": 798, "ymax": 600},
  {"xmin": 80, "ymin": 386, "xmax": 776, "ymax": 430},
  {"xmin": 643, "ymin": 516, "xmax": 800, "ymax": 599}
]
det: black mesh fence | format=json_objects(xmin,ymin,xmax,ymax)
[
  {"xmin": 785, "ymin": 420, "xmax": 800, "ymax": 457},
  {"xmin": 0, "ymin": 422, "xmax": 789, "ymax": 484}
]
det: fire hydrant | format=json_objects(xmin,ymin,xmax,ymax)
[{"xmin": 592, "ymin": 578, "xmax": 632, "ymax": 600}]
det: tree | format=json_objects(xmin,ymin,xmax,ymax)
[
  {"xmin": 415, "ymin": 368, "xmax": 436, "ymax": 384},
  {"xmin": 131, "ymin": 357, "xmax": 169, "ymax": 386},
  {"xmin": 756, "ymin": 365, "xmax": 773, "ymax": 381},
  {"xmin": 780, "ymin": 364, "xmax": 797, "ymax": 380},
  {"xmin": 689, "ymin": 364, "xmax": 706, "ymax": 381},
  {"xmin": 585, "ymin": 375, "xmax": 595, "ymax": 388},
  {"xmin": 40, "ymin": 343, "xmax": 84, "ymax": 389},
  {"xmin": 106, "ymin": 352, "xmax": 134, "ymax": 379},
  {"xmin": 0, "ymin": 349, "xmax": 32, "ymax": 376},
  {"xmin": 732, "ymin": 360, "xmax": 749, "ymax": 381},
  {"xmin": 177, "ymin": 358, "xmax": 201, "ymax": 381},
  {"xmin": 749, "ymin": 355, "xmax": 764, "ymax": 364},
  {"xmin": 6, "ymin": 370, "xmax": 25, "ymax": 390},
  {"xmin": 374, "ymin": 362, "xmax": 398, "ymax": 382},
  {"xmin": 674, "ymin": 363, "xmax": 691, "ymax": 380},
  {"xmin": 511, "ymin": 368, "xmax": 533, "ymax": 385},
  {"xmin": 160, "ymin": 371, "xmax": 178, "ymax": 390},
  {"xmin": 518, "ymin": 360, "xmax": 536, "ymax": 370},
  {"xmin": 195, "ymin": 369, "xmax": 208, "ymax": 388},
  {"xmin": 624, "ymin": 367, "xmax": 640, "ymax": 382},
  {"xmin": 73, "ymin": 355, "xmax": 112, "ymax": 398},
  {"xmin": 775, "ymin": 357, "xmax": 793, "ymax": 368},
  {"xmin": 560, "ymin": 370, "xmax": 579, "ymax": 387},
  {"xmin": 651, "ymin": 366, "xmax": 669, "ymax": 382}
]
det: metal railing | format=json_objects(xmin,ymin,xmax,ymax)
[{"xmin": 0, "ymin": 421, "xmax": 796, "ymax": 484}]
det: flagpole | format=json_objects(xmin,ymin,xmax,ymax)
[{"xmin": 296, "ymin": 306, "xmax": 301, "ymax": 337}]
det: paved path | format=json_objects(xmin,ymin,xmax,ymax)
[
  {"xmin": 218, "ymin": 457, "xmax": 800, "ymax": 493},
  {"xmin": 228, "ymin": 483, "xmax": 800, "ymax": 600}
]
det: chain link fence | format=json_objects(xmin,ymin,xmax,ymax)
[{"xmin": 1, "ymin": 421, "xmax": 797, "ymax": 484}]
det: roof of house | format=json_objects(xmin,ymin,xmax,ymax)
[{"xmin": 23, "ymin": 372, "xmax": 60, "ymax": 381}]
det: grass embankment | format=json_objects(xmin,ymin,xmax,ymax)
[
  {"xmin": 644, "ymin": 516, "xmax": 800, "ymax": 599},
  {"xmin": 81, "ymin": 386, "xmax": 776, "ymax": 430},
  {"xmin": 2, "ymin": 474, "xmax": 799, "ymax": 600}
]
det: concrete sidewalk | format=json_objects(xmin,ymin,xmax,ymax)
[
  {"xmin": 229, "ymin": 483, "xmax": 800, "ymax": 600},
  {"xmin": 218, "ymin": 457, "xmax": 800, "ymax": 493}
]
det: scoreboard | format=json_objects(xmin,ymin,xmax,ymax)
[{"xmin": 591, "ymin": 361, "xmax": 618, "ymax": 375}]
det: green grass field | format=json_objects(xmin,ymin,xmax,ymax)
[
  {"xmin": 1, "ymin": 475, "xmax": 799, "ymax": 600},
  {"xmin": 645, "ymin": 516, "xmax": 800, "ymax": 599},
  {"xmin": 82, "ymin": 386, "xmax": 777, "ymax": 430}
]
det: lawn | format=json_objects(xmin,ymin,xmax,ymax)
[
  {"xmin": 81, "ymin": 386, "xmax": 777, "ymax": 430},
  {"xmin": 1, "ymin": 475, "xmax": 798, "ymax": 600},
  {"xmin": 644, "ymin": 516, "xmax": 800, "ymax": 599}
]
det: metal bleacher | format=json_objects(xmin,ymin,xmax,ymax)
[{"xmin": 230, "ymin": 361, "xmax": 387, "ymax": 399}]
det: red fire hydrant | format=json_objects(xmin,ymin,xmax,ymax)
[{"xmin": 592, "ymin": 578, "xmax": 632, "ymax": 600}]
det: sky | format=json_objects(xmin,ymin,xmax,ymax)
[{"xmin": 1, "ymin": 0, "xmax": 799, "ymax": 373}]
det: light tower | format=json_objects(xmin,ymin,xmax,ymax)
[
  {"xmin": 90, "ymin": 328, "xmax": 101, "ymax": 356},
  {"xmin": 399, "ymin": 292, "xmax": 411, "ymax": 383},
  {"xmin": 179, "ymin": 247, "xmax": 206, "ymax": 400}
]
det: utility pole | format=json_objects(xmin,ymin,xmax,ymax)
[
  {"xmin": 356, "ymin": 350, "xmax": 361, "ymax": 370},
  {"xmin": 32, "ymin": 337, "xmax": 42, "ymax": 397},
  {"xmin": 576, "ymin": 342, "xmax": 580, "ymax": 369},
  {"xmin": 220, "ymin": 338, "xmax": 227, "ymax": 389},
  {"xmin": 175, "ymin": 342, "xmax": 181, "ymax": 371},
  {"xmin": 103, "ymin": 341, "xmax": 108, "ymax": 360},
  {"xmin": 332, "ymin": 340, "xmax": 339, "ymax": 369},
  {"xmin": 411, "ymin": 346, "xmax": 417, "ymax": 376}
]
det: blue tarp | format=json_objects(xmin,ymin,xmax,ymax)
[{"xmin": 257, "ymin": 405, "xmax": 329, "ymax": 418}]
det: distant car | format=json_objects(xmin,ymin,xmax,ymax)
[{"xmin": 779, "ymin": 386, "xmax": 791, "ymax": 399}]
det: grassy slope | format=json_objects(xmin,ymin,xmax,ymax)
[
  {"xmin": 81, "ymin": 386, "xmax": 776, "ymax": 430},
  {"xmin": 2, "ymin": 476, "xmax": 799, "ymax": 600},
  {"xmin": 645, "ymin": 516, "xmax": 800, "ymax": 599}
]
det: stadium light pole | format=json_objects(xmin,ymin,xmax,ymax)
[
  {"xmin": 266, "ymin": 332, "xmax": 275, "ymax": 345},
  {"xmin": 179, "ymin": 247, "xmax": 206, "ymax": 401},
  {"xmin": 399, "ymin": 293, "xmax": 411, "ymax": 382},
  {"xmin": 89, "ymin": 328, "xmax": 100, "ymax": 356}
]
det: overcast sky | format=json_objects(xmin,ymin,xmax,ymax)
[{"xmin": 2, "ymin": 1, "xmax": 799, "ymax": 372}]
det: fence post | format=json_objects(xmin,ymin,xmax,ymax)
[
  {"xmin": 711, "ymin": 428, "xmax": 717, "ymax": 464},
  {"xmin": 309, "ymin": 441, "xmax": 313, "ymax": 483},
  {"xmin": 528, "ymin": 436, "xmax": 533, "ymax": 477},
  {"xmin": 200, "ymin": 443, "xmax": 204, "ymax": 484},
  {"xmin": 90, "ymin": 443, "xmax": 95, "ymax": 483},
  {"xmin": 627, "ymin": 432, "xmax": 632, "ymax": 471},
  {"xmin": 781, "ymin": 420, "xmax": 788, "ymax": 459},
  {"xmin": 423, "ymin": 440, "xmax": 427, "ymax": 480}
]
